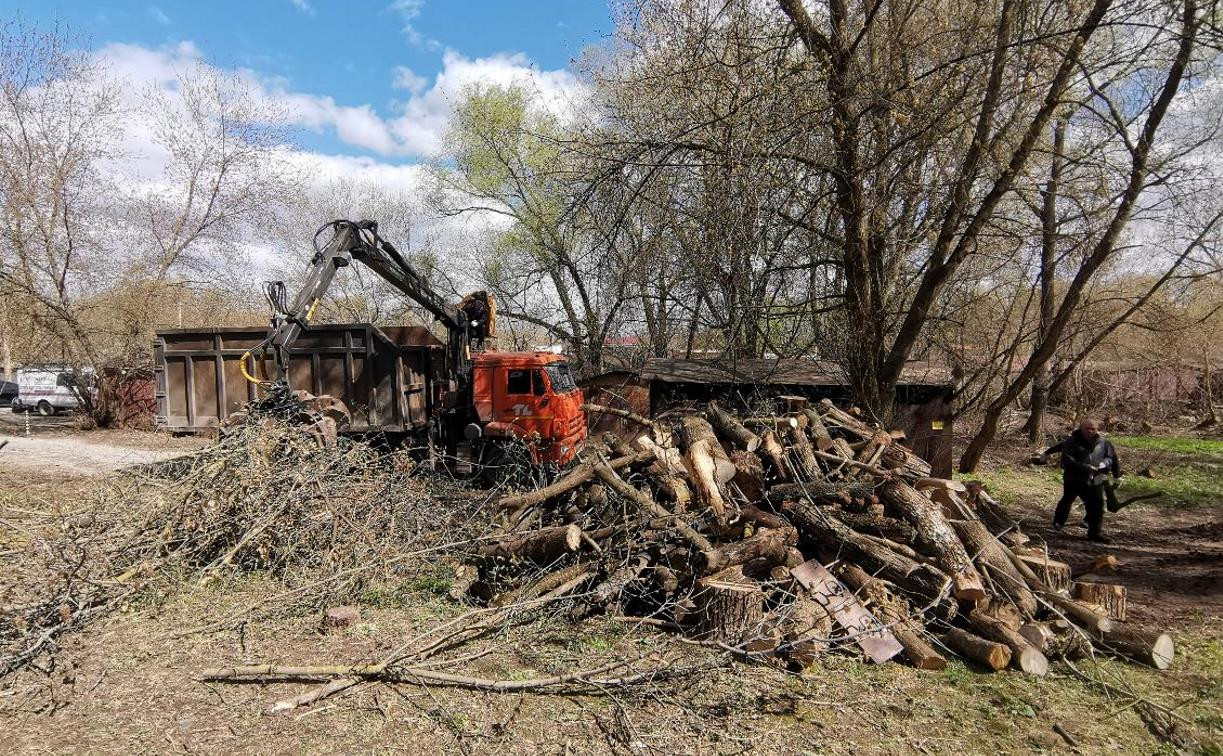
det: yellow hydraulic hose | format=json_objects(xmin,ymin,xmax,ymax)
[{"xmin": 239, "ymin": 350, "xmax": 272, "ymax": 386}]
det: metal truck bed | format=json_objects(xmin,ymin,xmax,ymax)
[{"xmin": 154, "ymin": 324, "xmax": 444, "ymax": 434}]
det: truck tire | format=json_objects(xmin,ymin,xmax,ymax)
[
  {"xmin": 37, "ymin": 400, "xmax": 55, "ymax": 416},
  {"xmin": 9, "ymin": 399, "xmax": 23, "ymax": 414}
]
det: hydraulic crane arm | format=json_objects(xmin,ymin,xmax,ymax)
[{"xmin": 255, "ymin": 219, "xmax": 483, "ymax": 385}]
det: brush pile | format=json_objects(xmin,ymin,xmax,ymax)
[
  {"xmin": 470, "ymin": 397, "xmax": 1174, "ymax": 675},
  {"xmin": 1, "ymin": 387, "xmax": 487, "ymax": 679}
]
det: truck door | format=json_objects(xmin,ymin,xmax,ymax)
[{"xmin": 494, "ymin": 367, "xmax": 550, "ymax": 435}]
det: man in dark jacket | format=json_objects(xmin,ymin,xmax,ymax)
[{"xmin": 1039, "ymin": 419, "xmax": 1123, "ymax": 543}]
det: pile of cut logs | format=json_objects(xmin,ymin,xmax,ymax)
[{"xmin": 471, "ymin": 398, "xmax": 1173, "ymax": 675}]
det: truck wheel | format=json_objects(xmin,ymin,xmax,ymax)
[
  {"xmin": 37, "ymin": 400, "xmax": 55, "ymax": 416},
  {"xmin": 478, "ymin": 439, "xmax": 531, "ymax": 490}
]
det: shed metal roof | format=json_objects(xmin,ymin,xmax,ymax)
[{"xmin": 637, "ymin": 358, "xmax": 952, "ymax": 388}]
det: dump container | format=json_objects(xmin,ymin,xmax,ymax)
[{"xmin": 154, "ymin": 324, "xmax": 444, "ymax": 434}]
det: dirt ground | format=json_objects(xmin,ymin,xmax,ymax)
[
  {"xmin": 0, "ymin": 427, "xmax": 1219, "ymax": 755},
  {"xmin": 0, "ymin": 410, "xmax": 204, "ymax": 476}
]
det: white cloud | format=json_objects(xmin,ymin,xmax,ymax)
[
  {"xmin": 385, "ymin": 49, "xmax": 585, "ymax": 156},
  {"xmin": 92, "ymin": 39, "xmax": 585, "ymax": 164},
  {"xmin": 389, "ymin": 0, "xmax": 432, "ymax": 47},
  {"xmin": 287, "ymin": 0, "xmax": 315, "ymax": 15},
  {"xmin": 391, "ymin": 65, "xmax": 427, "ymax": 95},
  {"xmin": 148, "ymin": 5, "xmax": 172, "ymax": 25}
]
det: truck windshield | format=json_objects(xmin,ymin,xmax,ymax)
[{"xmin": 544, "ymin": 363, "xmax": 576, "ymax": 393}]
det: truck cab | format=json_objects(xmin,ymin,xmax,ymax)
[{"xmin": 471, "ymin": 352, "xmax": 586, "ymax": 465}]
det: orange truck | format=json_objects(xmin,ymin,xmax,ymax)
[{"xmin": 154, "ymin": 219, "xmax": 586, "ymax": 471}]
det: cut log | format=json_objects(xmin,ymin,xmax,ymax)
[
  {"xmin": 1072, "ymin": 581, "xmax": 1127, "ymax": 621},
  {"xmin": 499, "ymin": 450, "xmax": 650, "ymax": 510},
  {"xmin": 778, "ymin": 395, "xmax": 809, "ymax": 414},
  {"xmin": 1042, "ymin": 592, "xmax": 1114, "ymax": 634},
  {"xmin": 915, "ymin": 478, "xmax": 968, "ymax": 494},
  {"xmin": 694, "ymin": 579, "xmax": 765, "ymax": 643},
  {"xmin": 591, "ymin": 457, "xmax": 714, "ymax": 553},
  {"xmin": 757, "ymin": 430, "xmax": 790, "ymax": 480},
  {"xmin": 833, "ymin": 509, "xmax": 918, "ymax": 546},
  {"xmin": 928, "ymin": 488, "xmax": 973, "ymax": 519},
  {"xmin": 767, "ymin": 480, "xmax": 873, "ymax": 507},
  {"xmin": 680, "ymin": 416, "xmax": 737, "ymax": 484},
  {"xmin": 743, "ymin": 416, "xmax": 798, "ymax": 432},
  {"xmin": 480, "ymin": 524, "xmax": 583, "ymax": 564},
  {"xmin": 634, "ymin": 435, "xmax": 687, "ymax": 477},
  {"xmin": 879, "ymin": 444, "xmax": 933, "ymax": 478},
  {"xmin": 779, "ymin": 598, "xmax": 833, "ymax": 669},
  {"xmin": 968, "ymin": 609, "xmax": 1049, "ymax": 676},
  {"xmin": 941, "ymin": 627, "xmax": 1012, "ymax": 671},
  {"xmin": 854, "ymin": 431, "xmax": 893, "ymax": 468},
  {"xmin": 655, "ymin": 475, "xmax": 692, "ymax": 511},
  {"xmin": 1017, "ymin": 554, "xmax": 1072, "ymax": 593},
  {"xmin": 950, "ymin": 519, "xmax": 1038, "ymax": 618},
  {"xmin": 878, "ymin": 480, "xmax": 986, "ymax": 600},
  {"xmin": 737, "ymin": 503, "xmax": 789, "ymax": 532},
  {"xmin": 700, "ymin": 527, "xmax": 797, "ymax": 575},
  {"xmin": 785, "ymin": 424, "xmax": 821, "ymax": 481},
  {"xmin": 590, "ymin": 558, "xmax": 648, "ymax": 606},
  {"xmin": 1018, "ymin": 620, "xmax": 1089, "ymax": 660},
  {"xmin": 685, "ymin": 438, "xmax": 731, "ymax": 523},
  {"xmin": 1090, "ymin": 624, "xmax": 1174, "ymax": 669},
  {"xmin": 964, "ymin": 483, "xmax": 1029, "ymax": 547},
  {"xmin": 707, "ymin": 401, "xmax": 761, "ymax": 452},
  {"xmin": 816, "ymin": 398, "xmax": 875, "ymax": 439},
  {"xmin": 729, "ymin": 449, "xmax": 766, "ymax": 501},
  {"xmin": 790, "ymin": 560, "xmax": 904, "ymax": 664},
  {"xmin": 837, "ymin": 563, "xmax": 947, "ymax": 671},
  {"xmin": 800, "ymin": 409, "xmax": 835, "ymax": 451}
]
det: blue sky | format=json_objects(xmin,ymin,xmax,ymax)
[{"xmin": 8, "ymin": 0, "xmax": 612, "ymax": 160}]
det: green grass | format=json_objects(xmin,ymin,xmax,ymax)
[
  {"xmin": 972, "ymin": 435, "xmax": 1223, "ymax": 511},
  {"xmin": 1110, "ymin": 435, "xmax": 1223, "ymax": 459}
]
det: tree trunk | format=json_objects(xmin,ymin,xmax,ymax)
[
  {"xmin": 1025, "ymin": 119, "xmax": 1065, "ymax": 444},
  {"xmin": 878, "ymin": 480, "xmax": 986, "ymax": 600}
]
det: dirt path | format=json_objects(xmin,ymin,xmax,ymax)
[{"xmin": 0, "ymin": 433, "xmax": 189, "ymax": 475}]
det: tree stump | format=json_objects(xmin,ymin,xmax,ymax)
[
  {"xmin": 695, "ymin": 579, "xmax": 765, "ymax": 643},
  {"xmin": 1073, "ymin": 581, "xmax": 1127, "ymax": 621},
  {"xmin": 1017, "ymin": 553, "xmax": 1072, "ymax": 593}
]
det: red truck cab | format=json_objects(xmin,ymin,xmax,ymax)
[{"xmin": 471, "ymin": 351, "xmax": 586, "ymax": 465}]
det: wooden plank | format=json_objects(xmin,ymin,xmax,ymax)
[{"xmin": 790, "ymin": 560, "xmax": 903, "ymax": 664}]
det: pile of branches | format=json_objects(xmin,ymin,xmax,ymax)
[
  {"xmin": 1, "ymin": 389, "xmax": 488, "ymax": 680},
  {"xmin": 454, "ymin": 398, "xmax": 1174, "ymax": 676}
]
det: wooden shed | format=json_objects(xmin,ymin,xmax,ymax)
[{"xmin": 580, "ymin": 358, "xmax": 955, "ymax": 477}]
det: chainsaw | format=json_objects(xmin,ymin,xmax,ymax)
[{"xmin": 1103, "ymin": 475, "xmax": 1161, "ymax": 513}]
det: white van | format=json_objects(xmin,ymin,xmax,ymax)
[{"xmin": 12, "ymin": 367, "xmax": 91, "ymax": 416}]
